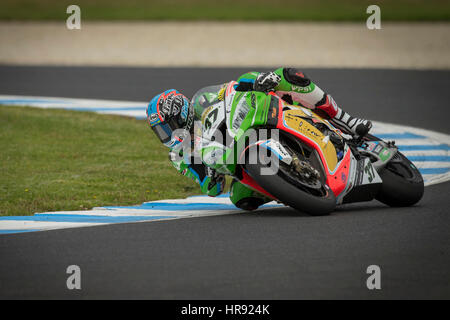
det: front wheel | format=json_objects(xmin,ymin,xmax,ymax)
[
  {"xmin": 245, "ymin": 160, "xmax": 336, "ymax": 216},
  {"xmin": 376, "ymin": 152, "xmax": 424, "ymax": 207}
]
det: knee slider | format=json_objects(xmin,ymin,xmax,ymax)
[{"xmin": 235, "ymin": 197, "xmax": 265, "ymax": 211}]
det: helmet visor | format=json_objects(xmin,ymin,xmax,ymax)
[{"xmin": 151, "ymin": 122, "xmax": 172, "ymax": 145}]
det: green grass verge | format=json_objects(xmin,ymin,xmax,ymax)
[
  {"xmin": 0, "ymin": 106, "xmax": 201, "ymax": 216},
  {"xmin": 0, "ymin": 0, "xmax": 449, "ymax": 21}
]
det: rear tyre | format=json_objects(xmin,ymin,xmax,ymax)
[{"xmin": 376, "ymin": 152, "xmax": 424, "ymax": 207}]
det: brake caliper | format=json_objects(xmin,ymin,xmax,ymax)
[{"xmin": 292, "ymin": 156, "xmax": 320, "ymax": 182}]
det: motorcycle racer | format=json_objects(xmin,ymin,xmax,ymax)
[{"xmin": 146, "ymin": 68, "xmax": 373, "ymax": 210}]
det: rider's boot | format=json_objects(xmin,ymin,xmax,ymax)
[{"xmin": 329, "ymin": 107, "xmax": 373, "ymax": 137}]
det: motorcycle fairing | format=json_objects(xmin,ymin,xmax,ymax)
[
  {"xmin": 358, "ymin": 140, "xmax": 398, "ymax": 170},
  {"xmin": 281, "ymin": 109, "xmax": 339, "ymax": 172},
  {"xmin": 273, "ymin": 101, "xmax": 383, "ymax": 201},
  {"xmin": 273, "ymin": 104, "xmax": 351, "ymax": 197},
  {"xmin": 340, "ymin": 157, "xmax": 383, "ymax": 204}
]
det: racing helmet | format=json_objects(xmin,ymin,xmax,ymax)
[{"xmin": 146, "ymin": 89, "xmax": 192, "ymax": 148}]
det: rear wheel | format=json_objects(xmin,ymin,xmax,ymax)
[{"xmin": 376, "ymin": 152, "xmax": 424, "ymax": 207}]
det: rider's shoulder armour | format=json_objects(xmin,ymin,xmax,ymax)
[{"xmin": 283, "ymin": 68, "xmax": 311, "ymax": 87}]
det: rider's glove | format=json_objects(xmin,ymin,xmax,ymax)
[
  {"xmin": 169, "ymin": 150, "xmax": 184, "ymax": 171},
  {"xmin": 254, "ymin": 72, "xmax": 281, "ymax": 92}
]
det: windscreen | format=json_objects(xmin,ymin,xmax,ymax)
[{"xmin": 191, "ymin": 84, "xmax": 226, "ymax": 122}]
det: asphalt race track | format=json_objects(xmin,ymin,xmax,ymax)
[{"xmin": 0, "ymin": 66, "xmax": 449, "ymax": 299}]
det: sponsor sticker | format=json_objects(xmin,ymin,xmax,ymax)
[
  {"xmin": 379, "ymin": 148, "xmax": 391, "ymax": 161},
  {"xmin": 291, "ymin": 84, "xmax": 315, "ymax": 93},
  {"xmin": 149, "ymin": 112, "xmax": 160, "ymax": 124}
]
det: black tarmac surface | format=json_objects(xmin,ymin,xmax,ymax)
[{"xmin": 0, "ymin": 66, "xmax": 449, "ymax": 299}]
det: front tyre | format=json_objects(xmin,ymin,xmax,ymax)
[
  {"xmin": 376, "ymin": 152, "xmax": 424, "ymax": 207},
  {"xmin": 245, "ymin": 162, "xmax": 336, "ymax": 216}
]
